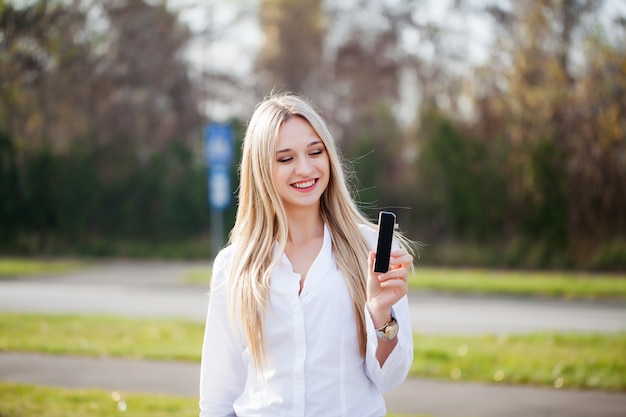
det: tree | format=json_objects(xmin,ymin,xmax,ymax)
[
  {"xmin": 0, "ymin": 0, "xmax": 202, "ymax": 156},
  {"xmin": 256, "ymin": 0, "xmax": 325, "ymax": 94},
  {"xmin": 0, "ymin": 0, "xmax": 209, "ymax": 250},
  {"xmin": 568, "ymin": 30, "xmax": 626, "ymax": 254},
  {"xmin": 468, "ymin": 0, "xmax": 625, "ymax": 260},
  {"xmin": 0, "ymin": 0, "xmax": 92, "ymax": 151},
  {"xmin": 94, "ymin": 0, "xmax": 202, "ymax": 153}
]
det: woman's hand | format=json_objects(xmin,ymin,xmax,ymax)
[{"xmin": 366, "ymin": 248, "xmax": 413, "ymax": 326}]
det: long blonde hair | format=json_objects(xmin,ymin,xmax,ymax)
[{"xmin": 228, "ymin": 93, "xmax": 395, "ymax": 370}]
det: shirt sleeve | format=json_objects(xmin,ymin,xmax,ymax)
[
  {"xmin": 360, "ymin": 227, "xmax": 414, "ymax": 392},
  {"xmin": 363, "ymin": 294, "xmax": 414, "ymax": 392},
  {"xmin": 199, "ymin": 248, "xmax": 247, "ymax": 417}
]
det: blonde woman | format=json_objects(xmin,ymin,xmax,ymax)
[{"xmin": 199, "ymin": 93, "xmax": 414, "ymax": 416}]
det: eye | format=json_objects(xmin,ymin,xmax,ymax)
[
  {"xmin": 309, "ymin": 149, "xmax": 324, "ymax": 157},
  {"xmin": 277, "ymin": 156, "xmax": 293, "ymax": 163}
]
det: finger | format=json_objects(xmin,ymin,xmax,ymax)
[
  {"xmin": 389, "ymin": 260, "xmax": 412, "ymax": 274},
  {"xmin": 378, "ymin": 267, "xmax": 409, "ymax": 283},
  {"xmin": 367, "ymin": 251, "xmax": 376, "ymax": 273},
  {"xmin": 390, "ymin": 252, "xmax": 413, "ymax": 269},
  {"xmin": 379, "ymin": 277, "xmax": 408, "ymax": 293},
  {"xmin": 390, "ymin": 248, "xmax": 412, "ymax": 260},
  {"xmin": 390, "ymin": 253, "xmax": 412, "ymax": 265},
  {"xmin": 379, "ymin": 278, "xmax": 407, "ymax": 289}
]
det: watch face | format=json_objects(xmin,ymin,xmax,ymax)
[
  {"xmin": 384, "ymin": 319, "xmax": 399, "ymax": 340},
  {"xmin": 381, "ymin": 319, "xmax": 399, "ymax": 341},
  {"xmin": 375, "ymin": 317, "xmax": 399, "ymax": 341}
]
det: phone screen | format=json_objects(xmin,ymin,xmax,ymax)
[{"xmin": 374, "ymin": 211, "xmax": 396, "ymax": 273}]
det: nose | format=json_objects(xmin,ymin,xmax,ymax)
[{"xmin": 294, "ymin": 156, "xmax": 313, "ymax": 176}]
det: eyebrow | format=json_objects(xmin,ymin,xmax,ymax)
[{"xmin": 276, "ymin": 140, "xmax": 322, "ymax": 154}]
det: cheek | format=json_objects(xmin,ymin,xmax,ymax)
[
  {"xmin": 318, "ymin": 153, "xmax": 329, "ymax": 170},
  {"xmin": 273, "ymin": 166, "xmax": 289, "ymax": 186},
  {"xmin": 321, "ymin": 158, "xmax": 331, "ymax": 178}
]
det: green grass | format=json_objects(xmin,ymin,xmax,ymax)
[
  {"xmin": 0, "ymin": 257, "xmax": 88, "ymax": 279},
  {"xmin": 0, "ymin": 383, "xmax": 427, "ymax": 417},
  {"xmin": 411, "ymin": 332, "xmax": 626, "ymax": 391},
  {"xmin": 0, "ymin": 383, "xmax": 199, "ymax": 417},
  {"xmin": 0, "ymin": 313, "xmax": 204, "ymax": 361},
  {"xmin": 411, "ymin": 267, "xmax": 626, "ymax": 299},
  {"xmin": 2, "ymin": 312, "xmax": 625, "ymax": 391}
]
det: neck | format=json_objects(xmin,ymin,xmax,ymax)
[{"xmin": 285, "ymin": 205, "xmax": 324, "ymax": 245}]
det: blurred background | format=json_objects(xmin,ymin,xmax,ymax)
[{"xmin": 1, "ymin": 0, "xmax": 624, "ymax": 271}]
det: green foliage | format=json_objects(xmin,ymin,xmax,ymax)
[
  {"xmin": 417, "ymin": 239, "xmax": 576, "ymax": 270},
  {"xmin": 0, "ymin": 131, "xmax": 19, "ymax": 241},
  {"xmin": 345, "ymin": 102, "xmax": 406, "ymax": 220},
  {"xmin": 585, "ymin": 239, "xmax": 626, "ymax": 271},
  {"xmin": 415, "ymin": 108, "xmax": 509, "ymax": 242},
  {"xmin": 521, "ymin": 139, "xmax": 568, "ymax": 249},
  {"xmin": 43, "ymin": 237, "xmax": 214, "ymax": 260},
  {"xmin": 0, "ymin": 136, "xmax": 215, "ymax": 254}
]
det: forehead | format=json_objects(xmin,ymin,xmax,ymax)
[{"xmin": 276, "ymin": 116, "xmax": 322, "ymax": 149}]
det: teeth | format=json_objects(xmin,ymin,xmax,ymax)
[{"xmin": 293, "ymin": 180, "xmax": 315, "ymax": 189}]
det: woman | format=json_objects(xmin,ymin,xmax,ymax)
[{"xmin": 199, "ymin": 93, "xmax": 415, "ymax": 416}]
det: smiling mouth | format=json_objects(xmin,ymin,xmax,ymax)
[{"xmin": 291, "ymin": 179, "xmax": 317, "ymax": 189}]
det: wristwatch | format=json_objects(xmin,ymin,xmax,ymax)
[{"xmin": 375, "ymin": 315, "xmax": 399, "ymax": 341}]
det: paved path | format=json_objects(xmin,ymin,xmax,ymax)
[{"xmin": 1, "ymin": 260, "xmax": 626, "ymax": 416}]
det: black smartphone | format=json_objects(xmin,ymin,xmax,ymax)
[{"xmin": 374, "ymin": 211, "xmax": 396, "ymax": 273}]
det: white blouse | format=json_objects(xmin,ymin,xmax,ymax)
[{"xmin": 199, "ymin": 224, "xmax": 413, "ymax": 417}]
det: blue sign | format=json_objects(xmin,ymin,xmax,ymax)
[
  {"xmin": 204, "ymin": 122, "xmax": 234, "ymax": 211},
  {"xmin": 204, "ymin": 123, "xmax": 234, "ymax": 167},
  {"xmin": 208, "ymin": 166, "xmax": 231, "ymax": 210}
]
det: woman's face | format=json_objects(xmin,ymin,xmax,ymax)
[{"xmin": 273, "ymin": 116, "xmax": 330, "ymax": 213}]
